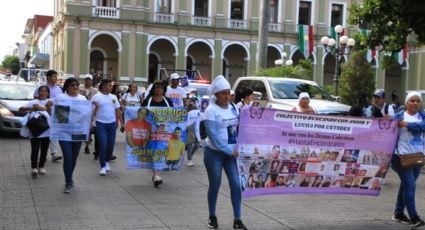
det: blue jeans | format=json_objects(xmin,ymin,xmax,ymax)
[
  {"xmin": 59, "ymin": 141, "xmax": 82, "ymax": 186},
  {"xmin": 186, "ymin": 140, "xmax": 199, "ymax": 161},
  {"xmin": 392, "ymin": 154, "xmax": 421, "ymax": 218},
  {"xmin": 203, "ymin": 146, "xmax": 241, "ymax": 219},
  {"xmin": 96, "ymin": 121, "xmax": 116, "ymax": 168}
]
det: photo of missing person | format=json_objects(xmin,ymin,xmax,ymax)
[
  {"xmin": 275, "ymin": 175, "xmax": 286, "ymax": 187},
  {"xmin": 351, "ymin": 177, "xmax": 362, "ymax": 188},
  {"xmin": 321, "ymin": 177, "xmax": 332, "ymax": 187},
  {"xmin": 279, "ymin": 161, "xmax": 290, "ymax": 173},
  {"xmin": 255, "ymin": 173, "xmax": 266, "ymax": 188},
  {"xmin": 54, "ymin": 105, "xmax": 70, "ymax": 123},
  {"xmin": 247, "ymin": 174, "xmax": 256, "ymax": 189},
  {"xmin": 269, "ymin": 159, "xmax": 281, "ymax": 174},
  {"xmin": 288, "ymin": 162, "xmax": 299, "ymax": 174},
  {"xmin": 299, "ymin": 175, "xmax": 312, "ymax": 187},
  {"xmin": 319, "ymin": 150, "xmax": 332, "ymax": 161},
  {"xmin": 265, "ymin": 174, "xmax": 277, "ymax": 188},
  {"xmin": 330, "ymin": 151, "xmax": 340, "ymax": 161},
  {"xmin": 341, "ymin": 149, "xmax": 360, "ymax": 163},
  {"xmin": 360, "ymin": 177, "xmax": 372, "ymax": 189},
  {"xmin": 369, "ymin": 178, "xmax": 382, "ymax": 190}
]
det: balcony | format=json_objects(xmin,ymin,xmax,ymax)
[
  {"xmin": 154, "ymin": 13, "xmax": 175, "ymax": 24},
  {"xmin": 191, "ymin": 16, "xmax": 211, "ymax": 27},
  {"xmin": 227, "ymin": 19, "xmax": 247, "ymax": 30},
  {"xmin": 269, "ymin": 23, "xmax": 281, "ymax": 32},
  {"xmin": 93, "ymin": 6, "xmax": 119, "ymax": 19}
]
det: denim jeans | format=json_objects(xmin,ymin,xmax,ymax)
[
  {"xmin": 392, "ymin": 154, "xmax": 421, "ymax": 218},
  {"xmin": 30, "ymin": 137, "xmax": 49, "ymax": 168},
  {"xmin": 96, "ymin": 121, "xmax": 116, "ymax": 168},
  {"xmin": 203, "ymin": 146, "xmax": 241, "ymax": 219},
  {"xmin": 186, "ymin": 140, "xmax": 199, "ymax": 161},
  {"xmin": 59, "ymin": 141, "xmax": 82, "ymax": 186}
]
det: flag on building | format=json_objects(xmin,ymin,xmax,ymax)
[
  {"xmin": 360, "ymin": 29, "xmax": 377, "ymax": 63},
  {"xmin": 299, "ymin": 25, "xmax": 313, "ymax": 58},
  {"xmin": 395, "ymin": 46, "xmax": 408, "ymax": 65}
]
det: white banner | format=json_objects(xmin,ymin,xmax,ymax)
[{"xmin": 50, "ymin": 99, "xmax": 92, "ymax": 141}]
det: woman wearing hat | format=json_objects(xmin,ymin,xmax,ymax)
[
  {"xmin": 291, "ymin": 92, "xmax": 317, "ymax": 113},
  {"xmin": 203, "ymin": 75, "xmax": 247, "ymax": 229},
  {"xmin": 391, "ymin": 91, "xmax": 425, "ymax": 228},
  {"xmin": 141, "ymin": 80, "xmax": 173, "ymax": 187}
]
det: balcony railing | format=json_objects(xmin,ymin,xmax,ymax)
[
  {"xmin": 154, "ymin": 13, "xmax": 175, "ymax": 23},
  {"xmin": 227, "ymin": 19, "xmax": 247, "ymax": 29},
  {"xmin": 191, "ymin": 16, "xmax": 211, "ymax": 26},
  {"xmin": 93, "ymin": 6, "xmax": 119, "ymax": 19},
  {"xmin": 269, "ymin": 23, "xmax": 281, "ymax": 32}
]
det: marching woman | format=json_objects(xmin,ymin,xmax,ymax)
[
  {"xmin": 47, "ymin": 78, "xmax": 87, "ymax": 193},
  {"xmin": 19, "ymin": 85, "xmax": 51, "ymax": 178},
  {"xmin": 141, "ymin": 80, "xmax": 173, "ymax": 187},
  {"xmin": 203, "ymin": 75, "xmax": 247, "ymax": 229},
  {"xmin": 391, "ymin": 91, "xmax": 425, "ymax": 228}
]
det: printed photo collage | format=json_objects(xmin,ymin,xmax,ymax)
[{"xmin": 238, "ymin": 144, "xmax": 392, "ymax": 191}]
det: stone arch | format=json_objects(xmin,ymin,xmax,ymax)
[
  {"xmin": 88, "ymin": 30, "xmax": 122, "ymax": 52},
  {"xmin": 221, "ymin": 41, "xmax": 250, "ymax": 60},
  {"xmin": 147, "ymin": 35, "xmax": 178, "ymax": 56},
  {"xmin": 185, "ymin": 39, "xmax": 215, "ymax": 58}
]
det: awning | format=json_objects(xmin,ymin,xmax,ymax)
[{"xmin": 29, "ymin": 53, "xmax": 49, "ymax": 68}]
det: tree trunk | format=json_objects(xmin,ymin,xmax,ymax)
[{"xmin": 256, "ymin": 0, "xmax": 270, "ymax": 71}]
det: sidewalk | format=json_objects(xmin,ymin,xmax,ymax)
[{"xmin": 1, "ymin": 133, "xmax": 423, "ymax": 230}]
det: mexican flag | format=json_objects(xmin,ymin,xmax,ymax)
[
  {"xmin": 299, "ymin": 25, "xmax": 313, "ymax": 58},
  {"xmin": 361, "ymin": 29, "xmax": 377, "ymax": 63},
  {"xmin": 395, "ymin": 46, "xmax": 408, "ymax": 65}
]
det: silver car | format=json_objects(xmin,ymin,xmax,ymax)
[
  {"xmin": 0, "ymin": 81, "xmax": 38, "ymax": 133},
  {"xmin": 232, "ymin": 76, "xmax": 351, "ymax": 115}
]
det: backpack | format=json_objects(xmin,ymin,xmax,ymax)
[
  {"xmin": 200, "ymin": 103, "xmax": 237, "ymax": 139},
  {"xmin": 371, "ymin": 103, "xmax": 389, "ymax": 118}
]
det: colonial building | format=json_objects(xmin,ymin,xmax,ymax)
[{"xmin": 51, "ymin": 0, "xmax": 424, "ymax": 101}]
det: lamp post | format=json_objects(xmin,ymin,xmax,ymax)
[
  {"xmin": 274, "ymin": 52, "xmax": 293, "ymax": 66},
  {"xmin": 321, "ymin": 25, "xmax": 355, "ymax": 96}
]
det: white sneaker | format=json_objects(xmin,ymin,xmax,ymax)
[
  {"xmin": 105, "ymin": 162, "xmax": 111, "ymax": 172},
  {"xmin": 99, "ymin": 167, "xmax": 107, "ymax": 176},
  {"xmin": 31, "ymin": 168, "xmax": 38, "ymax": 178},
  {"xmin": 187, "ymin": 160, "xmax": 194, "ymax": 167},
  {"xmin": 38, "ymin": 168, "xmax": 46, "ymax": 175}
]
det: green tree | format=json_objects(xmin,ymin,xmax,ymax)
[
  {"xmin": 339, "ymin": 33, "xmax": 375, "ymax": 106},
  {"xmin": 253, "ymin": 59, "xmax": 313, "ymax": 80},
  {"xmin": 349, "ymin": 0, "xmax": 425, "ymax": 52},
  {"xmin": 2, "ymin": 55, "xmax": 20, "ymax": 74}
]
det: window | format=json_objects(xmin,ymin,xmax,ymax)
[
  {"xmin": 156, "ymin": 0, "xmax": 172, "ymax": 14},
  {"xmin": 298, "ymin": 1, "xmax": 311, "ymax": 25},
  {"xmin": 97, "ymin": 0, "xmax": 116, "ymax": 7},
  {"xmin": 330, "ymin": 3, "xmax": 343, "ymax": 27},
  {"xmin": 269, "ymin": 0, "xmax": 278, "ymax": 23},
  {"xmin": 194, "ymin": 0, "xmax": 208, "ymax": 17},
  {"xmin": 231, "ymin": 0, "xmax": 244, "ymax": 19}
]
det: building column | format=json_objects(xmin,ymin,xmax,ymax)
[
  {"xmin": 215, "ymin": 1, "xmax": 225, "ymax": 28},
  {"xmin": 248, "ymin": 42, "xmax": 257, "ymax": 75},
  {"xmin": 315, "ymin": 46, "xmax": 325, "ymax": 84},
  {"xmin": 64, "ymin": 28, "xmax": 75, "ymax": 77},
  {"xmin": 176, "ymin": 37, "xmax": 186, "ymax": 70},
  {"xmin": 178, "ymin": 0, "xmax": 188, "ymax": 26},
  {"xmin": 80, "ymin": 28, "xmax": 89, "ymax": 75},
  {"xmin": 212, "ymin": 39, "xmax": 223, "ymax": 79},
  {"xmin": 136, "ymin": 32, "xmax": 148, "ymax": 81},
  {"xmin": 120, "ymin": 32, "xmax": 130, "ymax": 81}
]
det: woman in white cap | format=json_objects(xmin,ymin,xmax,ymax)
[
  {"xmin": 391, "ymin": 91, "xmax": 425, "ymax": 228},
  {"xmin": 203, "ymin": 75, "xmax": 247, "ymax": 229},
  {"xmin": 291, "ymin": 92, "xmax": 317, "ymax": 113}
]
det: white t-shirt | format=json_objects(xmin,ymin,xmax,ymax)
[
  {"xmin": 397, "ymin": 112, "xmax": 424, "ymax": 155},
  {"xmin": 166, "ymin": 86, "xmax": 186, "ymax": 108},
  {"xmin": 22, "ymin": 99, "xmax": 51, "ymax": 138},
  {"xmin": 204, "ymin": 102, "xmax": 239, "ymax": 152},
  {"xmin": 187, "ymin": 109, "xmax": 201, "ymax": 141},
  {"xmin": 91, "ymin": 93, "xmax": 120, "ymax": 123},
  {"xmin": 57, "ymin": 93, "xmax": 87, "ymax": 101},
  {"xmin": 122, "ymin": 92, "xmax": 142, "ymax": 106}
]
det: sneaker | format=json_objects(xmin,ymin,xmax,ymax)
[
  {"xmin": 84, "ymin": 146, "xmax": 90, "ymax": 154},
  {"xmin": 63, "ymin": 186, "xmax": 72, "ymax": 194},
  {"xmin": 99, "ymin": 167, "xmax": 107, "ymax": 176},
  {"xmin": 105, "ymin": 162, "xmax": 111, "ymax": 172},
  {"xmin": 410, "ymin": 217, "xmax": 425, "ymax": 228},
  {"xmin": 93, "ymin": 155, "xmax": 98, "ymax": 160},
  {"xmin": 52, "ymin": 155, "xmax": 62, "ymax": 162},
  {"xmin": 38, "ymin": 168, "xmax": 46, "ymax": 175},
  {"xmin": 392, "ymin": 212, "xmax": 410, "ymax": 224},
  {"xmin": 233, "ymin": 219, "xmax": 248, "ymax": 230},
  {"xmin": 207, "ymin": 216, "xmax": 218, "ymax": 229},
  {"xmin": 31, "ymin": 168, "xmax": 38, "ymax": 178},
  {"xmin": 110, "ymin": 155, "xmax": 117, "ymax": 161},
  {"xmin": 153, "ymin": 175, "xmax": 163, "ymax": 187},
  {"xmin": 187, "ymin": 160, "xmax": 194, "ymax": 167}
]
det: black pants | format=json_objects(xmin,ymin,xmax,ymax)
[{"xmin": 30, "ymin": 137, "xmax": 50, "ymax": 169}]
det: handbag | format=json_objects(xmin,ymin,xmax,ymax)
[
  {"xmin": 26, "ymin": 112, "xmax": 50, "ymax": 137},
  {"xmin": 399, "ymin": 152, "xmax": 425, "ymax": 169}
]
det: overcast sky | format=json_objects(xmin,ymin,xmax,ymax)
[{"xmin": 0, "ymin": 0, "xmax": 53, "ymax": 63}]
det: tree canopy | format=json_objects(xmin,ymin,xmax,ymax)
[
  {"xmin": 253, "ymin": 59, "xmax": 313, "ymax": 80},
  {"xmin": 349, "ymin": 0, "xmax": 425, "ymax": 52},
  {"xmin": 1, "ymin": 55, "xmax": 20, "ymax": 74}
]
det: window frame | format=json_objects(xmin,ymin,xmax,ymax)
[
  {"xmin": 328, "ymin": 1, "xmax": 347, "ymax": 28},
  {"xmin": 192, "ymin": 0, "xmax": 211, "ymax": 17}
]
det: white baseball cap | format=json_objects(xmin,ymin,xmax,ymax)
[
  {"xmin": 170, "ymin": 73, "xmax": 180, "ymax": 80},
  {"xmin": 85, "ymin": 74, "xmax": 93, "ymax": 80}
]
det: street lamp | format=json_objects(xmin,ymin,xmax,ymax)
[
  {"xmin": 274, "ymin": 52, "xmax": 293, "ymax": 66},
  {"xmin": 321, "ymin": 25, "xmax": 355, "ymax": 96}
]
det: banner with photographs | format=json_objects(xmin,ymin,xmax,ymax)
[
  {"xmin": 124, "ymin": 106, "xmax": 188, "ymax": 171},
  {"xmin": 50, "ymin": 99, "xmax": 92, "ymax": 141},
  {"xmin": 237, "ymin": 108, "xmax": 399, "ymax": 198}
]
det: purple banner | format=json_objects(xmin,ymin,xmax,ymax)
[{"xmin": 237, "ymin": 108, "xmax": 399, "ymax": 198}]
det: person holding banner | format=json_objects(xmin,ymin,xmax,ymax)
[
  {"xmin": 291, "ymin": 92, "xmax": 317, "ymax": 113},
  {"xmin": 391, "ymin": 91, "xmax": 425, "ymax": 228},
  {"xmin": 47, "ymin": 77, "xmax": 87, "ymax": 193},
  {"xmin": 92, "ymin": 79, "xmax": 124, "ymax": 176},
  {"xmin": 203, "ymin": 75, "xmax": 247, "ymax": 230},
  {"xmin": 141, "ymin": 80, "xmax": 174, "ymax": 187}
]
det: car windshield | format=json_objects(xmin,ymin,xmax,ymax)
[
  {"xmin": 190, "ymin": 85, "xmax": 210, "ymax": 97},
  {"xmin": 0, "ymin": 84, "xmax": 37, "ymax": 100},
  {"xmin": 268, "ymin": 80, "xmax": 334, "ymax": 101}
]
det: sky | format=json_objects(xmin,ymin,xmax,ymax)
[{"xmin": 0, "ymin": 0, "xmax": 54, "ymax": 63}]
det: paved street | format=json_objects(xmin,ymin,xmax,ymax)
[{"xmin": 1, "ymin": 132, "xmax": 424, "ymax": 230}]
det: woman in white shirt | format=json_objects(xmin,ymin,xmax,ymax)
[
  {"xmin": 391, "ymin": 91, "xmax": 425, "ymax": 227},
  {"xmin": 291, "ymin": 92, "xmax": 317, "ymax": 113},
  {"xmin": 19, "ymin": 85, "xmax": 51, "ymax": 178},
  {"xmin": 121, "ymin": 83, "xmax": 142, "ymax": 109}
]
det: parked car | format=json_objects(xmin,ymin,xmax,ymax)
[
  {"xmin": 184, "ymin": 80, "xmax": 211, "ymax": 98},
  {"xmin": 0, "ymin": 81, "xmax": 38, "ymax": 133},
  {"xmin": 232, "ymin": 76, "xmax": 351, "ymax": 115}
]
